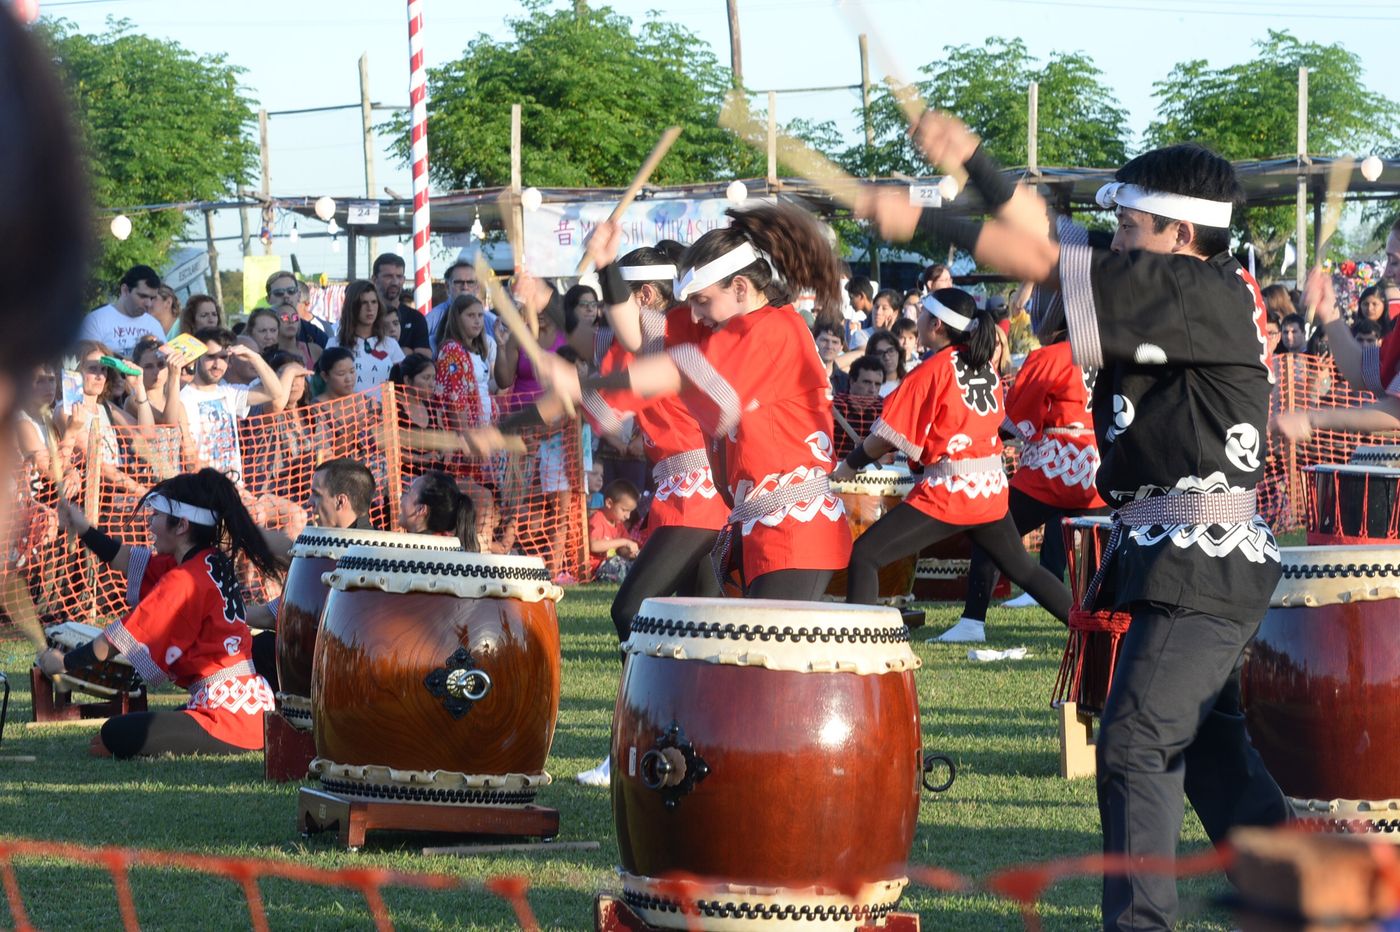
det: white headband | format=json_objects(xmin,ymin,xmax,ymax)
[
  {"xmin": 619, "ymin": 264, "xmax": 677, "ymax": 282},
  {"xmin": 922, "ymin": 295, "xmax": 978, "ymax": 333},
  {"xmin": 674, "ymin": 242, "xmax": 763, "ymax": 301},
  {"xmin": 145, "ymin": 493, "xmax": 217, "ymax": 527},
  {"xmin": 1096, "ymin": 182, "xmax": 1233, "ymax": 229}
]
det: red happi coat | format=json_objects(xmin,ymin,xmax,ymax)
[
  {"xmin": 107, "ymin": 546, "xmax": 275, "ymax": 749},
  {"xmin": 873, "ymin": 344, "xmax": 1010, "ymax": 525},
  {"xmin": 667, "ymin": 305, "xmax": 851, "ymax": 580},
  {"xmin": 1004, "ymin": 341, "xmax": 1107, "ymax": 510}
]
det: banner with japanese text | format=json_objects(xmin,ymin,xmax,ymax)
[{"xmin": 522, "ymin": 198, "xmax": 733, "ymax": 277}]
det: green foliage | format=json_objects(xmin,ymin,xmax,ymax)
[
  {"xmin": 1148, "ymin": 30, "xmax": 1400, "ymax": 272},
  {"xmin": 36, "ymin": 18, "xmax": 257, "ymax": 296},
  {"xmin": 387, "ymin": 1, "xmax": 766, "ymax": 189},
  {"xmin": 848, "ymin": 37, "xmax": 1130, "ymax": 179}
]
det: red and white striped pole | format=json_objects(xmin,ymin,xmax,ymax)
[{"xmin": 406, "ymin": 0, "xmax": 432, "ymax": 311}]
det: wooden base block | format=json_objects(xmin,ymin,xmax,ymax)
[
  {"xmin": 297, "ymin": 787, "xmax": 559, "ymax": 850},
  {"xmin": 594, "ymin": 894, "xmax": 921, "ymax": 931},
  {"xmin": 30, "ymin": 668, "xmax": 146, "ymax": 724},
  {"xmin": 1057, "ymin": 701, "xmax": 1097, "ymax": 780},
  {"xmin": 1230, "ymin": 827, "xmax": 1400, "ymax": 931},
  {"xmin": 263, "ymin": 711, "xmax": 316, "ymax": 783}
]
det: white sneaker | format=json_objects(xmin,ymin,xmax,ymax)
[
  {"xmin": 932, "ymin": 617, "xmax": 986, "ymax": 643},
  {"xmin": 576, "ymin": 757, "xmax": 611, "ymax": 786},
  {"xmin": 1002, "ymin": 591, "xmax": 1039, "ymax": 609}
]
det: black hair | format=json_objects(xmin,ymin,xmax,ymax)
[
  {"xmin": 412, "ymin": 470, "xmax": 476, "ymax": 549},
  {"xmin": 1352, "ymin": 317, "xmax": 1383, "ymax": 338},
  {"xmin": 1357, "ymin": 285, "xmax": 1395, "ymax": 335},
  {"xmin": 316, "ymin": 346, "xmax": 356, "ymax": 375},
  {"xmin": 1, "ymin": 13, "xmax": 90, "ymax": 385},
  {"xmin": 1280, "ymin": 312, "xmax": 1305, "ymax": 331},
  {"xmin": 313, "ymin": 457, "xmax": 376, "ymax": 519},
  {"xmin": 617, "ymin": 246, "xmax": 679, "ymax": 307},
  {"xmin": 1034, "ymin": 292, "xmax": 1068, "ymax": 345},
  {"xmin": 139, "ymin": 469, "xmax": 286, "ymax": 581},
  {"xmin": 1115, "ymin": 143, "xmax": 1244, "ymax": 258},
  {"xmin": 679, "ymin": 202, "xmax": 843, "ymax": 329},
  {"xmin": 262, "ymin": 349, "xmax": 298, "ymax": 371},
  {"xmin": 864, "ymin": 327, "xmax": 906, "ymax": 379},
  {"xmin": 132, "ymin": 335, "xmax": 164, "ymax": 366},
  {"xmin": 848, "ymin": 356, "xmax": 886, "ymax": 383},
  {"xmin": 874, "ymin": 288, "xmax": 901, "ymax": 311},
  {"xmin": 193, "ymin": 326, "xmax": 237, "ymax": 347},
  {"xmin": 891, "ymin": 318, "xmax": 917, "ymax": 340},
  {"xmin": 602, "ymin": 478, "xmax": 640, "ymax": 503},
  {"xmin": 120, "ymin": 264, "xmax": 161, "ymax": 291},
  {"xmin": 556, "ymin": 345, "xmax": 585, "ymax": 366},
  {"xmin": 653, "ymin": 240, "xmax": 685, "ymax": 263},
  {"xmin": 389, "ymin": 353, "xmax": 435, "ymax": 387},
  {"xmin": 929, "ymin": 288, "xmax": 998, "ymax": 369},
  {"xmin": 921, "ymin": 264, "xmax": 950, "ymax": 290},
  {"xmin": 371, "ymin": 253, "xmax": 405, "ymax": 277},
  {"xmin": 811, "ymin": 321, "xmax": 845, "ymax": 345},
  {"xmin": 846, "ymin": 277, "xmax": 874, "ymax": 301},
  {"xmin": 562, "ymin": 284, "xmax": 600, "ymax": 333}
]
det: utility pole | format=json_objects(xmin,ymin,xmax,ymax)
[
  {"xmin": 204, "ymin": 210, "xmax": 223, "ymax": 308},
  {"xmin": 726, "ymin": 0, "xmax": 743, "ymax": 90},
  {"xmin": 1295, "ymin": 66, "xmax": 1308, "ymax": 291},
  {"xmin": 1027, "ymin": 81, "xmax": 1039, "ymax": 175},
  {"xmin": 258, "ymin": 108, "xmax": 272, "ymax": 256},
  {"xmin": 859, "ymin": 34, "xmax": 879, "ymax": 283},
  {"xmin": 360, "ymin": 52, "xmax": 378, "ymax": 267}
]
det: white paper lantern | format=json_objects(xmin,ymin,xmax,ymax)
[
  {"xmin": 937, "ymin": 175, "xmax": 960, "ymax": 201},
  {"xmin": 288, "ymin": 223, "xmax": 299, "ymax": 244},
  {"xmin": 15, "ymin": 0, "xmax": 39, "ymax": 24},
  {"xmin": 314, "ymin": 196, "xmax": 337, "ymax": 221},
  {"xmin": 325, "ymin": 218, "xmax": 340, "ymax": 236},
  {"xmin": 109, "ymin": 214, "xmax": 132, "ymax": 241},
  {"xmin": 726, "ymin": 180, "xmax": 749, "ymax": 205},
  {"xmin": 521, "ymin": 187, "xmax": 543, "ymax": 213},
  {"xmin": 1361, "ymin": 155, "xmax": 1384, "ymax": 183}
]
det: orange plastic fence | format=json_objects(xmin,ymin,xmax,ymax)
[{"xmin": 9, "ymin": 383, "xmax": 586, "ymax": 631}]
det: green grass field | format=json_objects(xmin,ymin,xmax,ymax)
[{"xmin": 0, "ymin": 587, "xmax": 1237, "ymax": 930}]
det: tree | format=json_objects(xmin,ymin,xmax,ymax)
[
  {"xmin": 388, "ymin": 1, "xmax": 766, "ymax": 190},
  {"xmin": 36, "ymin": 19, "xmax": 257, "ymax": 298},
  {"xmin": 848, "ymin": 37, "xmax": 1130, "ymax": 178},
  {"xmin": 1148, "ymin": 30, "xmax": 1400, "ymax": 273}
]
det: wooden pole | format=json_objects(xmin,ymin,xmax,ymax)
[
  {"xmin": 766, "ymin": 90, "xmax": 777, "ymax": 185},
  {"xmin": 359, "ymin": 52, "xmax": 378, "ymax": 265},
  {"xmin": 859, "ymin": 32, "xmax": 879, "ymax": 283},
  {"xmin": 1027, "ymin": 81, "xmax": 1039, "ymax": 175},
  {"xmin": 726, "ymin": 0, "xmax": 743, "ymax": 90},
  {"xmin": 1295, "ymin": 66, "xmax": 1308, "ymax": 291},
  {"xmin": 204, "ymin": 210, "xmax": 223, "ymax": 308},
  {"xmin": 258, "ymin": 108, "xmax": 272, "ymax": 256},
  {"xmin": 510, "ymin": 103, "xmax": 523, "ymax": 270}
]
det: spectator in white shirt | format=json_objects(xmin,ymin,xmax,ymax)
[
  {"xmin": 78, "ymin": 265, "xmax": 167, "ymax": 358},
  {"xmin": 326, "ymin": 280, "xmax": 405, "ymax": 392}
]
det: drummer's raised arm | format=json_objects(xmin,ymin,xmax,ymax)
[{"xmin": 55, "ymin": 499, "xmax": 134, "ymax": 574}]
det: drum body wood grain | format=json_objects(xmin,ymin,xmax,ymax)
[
  {"xmin": 612, "ymin": 598, "xmax": 922, "ymax": 930},
  {"xmin": 825, "ymin": 470, "xmax": 916, "ymax": 604},
  {"xmin": 1052, "ymin": 516, "xmax": 1129, "ymax": 716},
  {"xmin": 311, "ymin": 546, "xmax": 562, "ymax": 804},
  {"xmin": 1242, "ymin": 546, "xmax": 1400, "ymax": 825},
  {"xmin": 1304, "ymin": 464, "xmax": 1400, "ymax": 544},
  {"xmin": 276, "ymin": 528, "xmax": 458, "ymax": 729}
]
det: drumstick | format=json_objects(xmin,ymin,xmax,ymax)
[
  {"xmin": 2, "ymin": 571, "xmax": 49, "ymax": 653},
  {"xmin": 832, "ymin": 407, "xmax": 862, "ymax": 445},
  {"xmin": 719, "ymin": 94, "xmax": 860, "ymax": 208},
  {"xmin": 473, "ymin": 255, "xmax": 577, "ymax": 418},
  {"xmin": 575, "ymin": 126, "xmax": 683, "ymax": 274}
]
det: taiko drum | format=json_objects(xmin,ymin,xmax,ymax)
[
  {"xmin": 1303, "ymin": 464, "xmax": 1400, "ymax": 544},
  {"xmin": 1241, "ymin": 546, "xmax": 1400, "ymax": 834},
  {"xmin": 310, "ymin": 546, "xmax": 562, "ymax": 805},
  {"xmin": 1051, "ymin": 516, "xmax": 1129, "ymax": 716},
  {"xmin": 612, "ymin": 597, "xmax": 923, "ymax": 930},
  {"xmin": 824, "ymin": 469, "xmax": 917, "ymax": 604},
  {"xmin": 275, "ymin": 527, "xmax": 459, "ymax": 729}
]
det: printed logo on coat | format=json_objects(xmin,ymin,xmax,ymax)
[
  {"xmin": 952, "ymin": 353, "xmax": 999, "ymax": 416},
  {"xmin": 205, "ymin": 552, "xmax": 247, "ymax": 623},
  {"xmin": 1081, "ymin": 367, "xmax": 1097, "ymax": 411},
  {"xmin": 946, "ymin": 433, "xmax": 973, "ymax": 455},
  {"xmin": 1224, "ymin": 422, "xmax": 1262, "ymax": 472},
  {"xmin": 1106, "ymin": 394, "xmax": 1134, "ymax": 443},
  {"xmin": 223, "ymin": 635, "xmax": 242, "ymax": 656},
  {"xmin": 805, "ymin": 430, "xmax": 833, "ymax": 464}
]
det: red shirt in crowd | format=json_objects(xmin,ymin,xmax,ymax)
[
  {"xmin": 1004, "ymin": 341, "xmax": 1106, "ymax": 510},
  {"xmin": 588, "ymin": 509, "xmax": 632, "ymax": 575}
]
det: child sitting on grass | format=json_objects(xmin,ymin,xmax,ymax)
[{"xmin": 588, "ymin": 479, "xmax": 641, "ymax": 582}]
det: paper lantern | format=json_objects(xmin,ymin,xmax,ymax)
[
  {"xmin": 726, "ymin": 180, "xmax": 749, "ymax": 204},
  {"xmin": 109, "ymin": 214, "xmax": 132, "ymax": 241},
  {"xmin": 1361, "ymin": 155, "xmax": 1384, "ymax": 183},
  {"xmin": 521, "ymin": 187, "xmax": 543, "ymax": 212},
  {"xmin": 314, "ymin": 196, "xmax": 336, "ymax": 221}
]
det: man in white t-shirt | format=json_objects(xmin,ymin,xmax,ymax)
[
  {"xmin": 78, "ymin": 264, "xmax": 167, "ymax": 358},
  {"xmin": 160, "ymin": 327, "xmax": 289, "ymax": 483}
]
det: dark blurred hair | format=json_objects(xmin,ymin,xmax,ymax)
[{"xmin": 1115, "ymin": 143, "xmax": 1244, "ymax": 258}]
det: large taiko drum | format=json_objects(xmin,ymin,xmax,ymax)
[
  {"xmin": 910, "ymin": 536, "xmax": 1012, "ymax": 602},
  {"xmin": 1051, "ymin": 517, "xmax": 1129, "ymax": 717},
  {"xmin": 275, "ymin": 527, "xmax": 460, "ymax": 729},
  {"xmin": 824, "ymin": 468, "xmax": 917, "ymax": 604},
  {"xmin": 1241, "ymin": 546, "xmax": 1400, "ymax": 835},
  {"xmin": 612, "ymin": 598, "xmax": 923, "ymax": 930},
  {"xmin": 309, "ymin": 546, "xmax": 562, "ymax": 806},
  {"xmin": 1350, "ymin": 445, "xmax": 1400, "ymax": 468},
  {"xmin": 1304, "ymin": 464, "xmax": 1400, "ymax": 545}
]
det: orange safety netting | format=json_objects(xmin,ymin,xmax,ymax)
[{"xmin": 7, "ymin": 384, "xmax": 587, "ymax": 632}]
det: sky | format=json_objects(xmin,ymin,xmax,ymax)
[{"xmin": 38, "ymin": 0, "xmax": 1400, "ymax": 288}]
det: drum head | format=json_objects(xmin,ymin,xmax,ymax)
[
  {"xmin": 1272, "ymin": 545, "xmax": 1400, "ymax": 607},
  {"xmin": 325, "ymin": 545, "xmax": 562, "ymax": 603},
  {"xmin": 290, "ymin": 527, "xmax": 461, "ymax": 561}
]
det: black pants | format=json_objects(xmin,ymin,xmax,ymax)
[
  {"xmin": 611, "ymin": 526, "xmax": 721, "ymax": 643},
  {"xmin": 1097, "ymin": 601, "xmax": 1289, "ymax": 931},
  {"xmin": 251, "ymin": 630, "xmax": 278, "ymax": 692},
  {"xmin": 101, "ymin": 710, "xmax": 250, "ymax": 759},
  {"xmin": 963, "ymin": 489, "xmax": 1109, "ymax": 621},
  {"xmin": 845, "ymin": 502, "xmax": 1071, "ymax": 623},
  {"xmin": 745, "ymin": 568, "xmax": 833, "ymax": 601}
]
